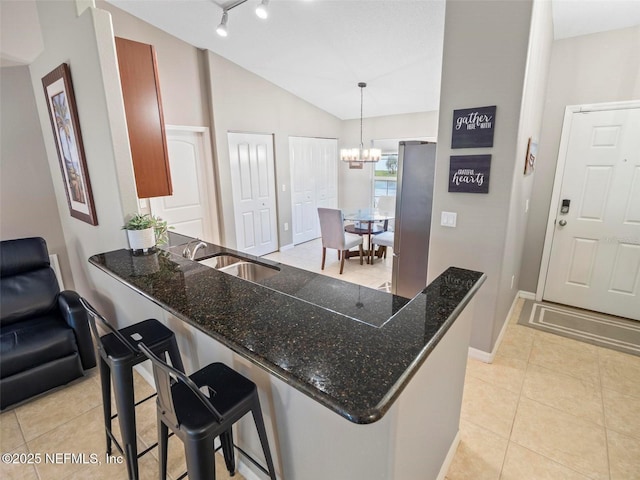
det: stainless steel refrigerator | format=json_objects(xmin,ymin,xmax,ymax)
[{"xmin": 392, "ymin": 141, "xmax": 437, "ymax": 299}]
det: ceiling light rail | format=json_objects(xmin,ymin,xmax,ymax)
[{"xmin": 216, "ymin": 0, "xmax": 270, "ymax": 37}]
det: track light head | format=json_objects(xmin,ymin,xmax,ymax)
[
  {"xmin": 216, "ymin": 11, "xmax": 228, "ymax": 37},
  {"xmin": 255, "ymin": 0, "xmax": 269, "ymax": 19}
]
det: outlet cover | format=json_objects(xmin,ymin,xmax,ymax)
[{"xmin": 441, "ymin": 211, "xmax": 457, "ymax": 228}]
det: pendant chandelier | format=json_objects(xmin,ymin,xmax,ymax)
[{"xmin": 340, "ymin": 82, "xmax": 381, "ymax": 163}]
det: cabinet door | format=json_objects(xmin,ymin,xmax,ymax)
[{"xmin": 116, "ymin": 37, "xmax": 172, "ymax": 198}]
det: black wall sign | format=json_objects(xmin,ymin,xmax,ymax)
[
  {"xmin": 451, "ymin": 105, "xmax": 496, "ymax": 148},
  {"xmin": 449, "ymin": 155, "xmax": 491, "ymax": 194}
]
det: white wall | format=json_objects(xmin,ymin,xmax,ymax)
[
  {"xmin": 27, "ymin": 0, "xmax": 148, "ymax": 328},
  {"xmin": 204, "ymin": 50, "xmax": 342, "ymax": 248},
  {"xmin": 0, "ymin": 0, "xmax": 43, "ymax": 66},
  {"xmin": 339, "ymin": 111, "xmax": 439, "ymax": 211},
  {"xmin": 520, "ymin": 25, "xmax": 640, "ymax": 293},
  {"xmin": 0, "ymin": 65, "xmax": 72, "ymax": 287},
  {"xmin": 96, "ymin": 0, "xmax": 209, "ymax": 128},
  {"xmin": 429, "ymin": 0, "xmax": 536, "ymax": 354},
  {"xmin": 494, "ymin": 0, "xmax": 553, "ymax": 342}
]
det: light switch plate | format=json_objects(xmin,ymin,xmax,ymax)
[{"xmin": 441, "ymin": 211, "xmax": 457, "ymax": 228}]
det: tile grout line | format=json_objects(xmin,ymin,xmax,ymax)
[
  {"xmin": 498, "ymin": 339, "xmax": 533, "ymax": 479},
  {"xmin": 507, "ymin": 349, "xmax": 608, "ymax": 480},
  {"xmin": 597, "ymin": 348, "xmax": 613, "ymax": 480}
]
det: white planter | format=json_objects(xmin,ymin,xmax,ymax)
[{"xmin": 126, "ymin": 227, "xmax": 156, "ymax": 252}]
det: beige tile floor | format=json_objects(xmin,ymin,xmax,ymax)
[
  {"xmin": 1, "ymin": 241, "xmax": 639, "ymax": 479},
  {"xmin": 0, "ymin": 369, "xmax": 239, "ymax": 480},
  {"xmin": 446, "ymin": 299, "xmax": 640, "ymax": 480},
  {"xmin": 263, "ymin": 237, "xmax": 393, "ymax": 291}
]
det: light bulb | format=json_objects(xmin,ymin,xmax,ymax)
[
  {"xmin": 255, "ymin": 0, "xmax": 269, "ymax": 19},
  {"xmin": 216, "ymin": 12, "xmax": 228, "ymax": 37}
]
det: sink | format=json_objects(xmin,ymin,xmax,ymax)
[{"xmin": 199, "ymin": 254, "xmax": 280, "ymax": 282}]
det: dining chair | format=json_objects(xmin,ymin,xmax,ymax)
[
  {"xmin": 370, "ymin": 231, "xmax": 394, "ymax": 264},
  {"xmin": 376, "ymin": 196, "xmax": 396, "ymax": 231},
  {"xmin": 317, "ymin": 208, "xmax": 363, "ymax": 274}
]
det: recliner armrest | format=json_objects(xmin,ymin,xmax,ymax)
[{"xmin": 58, "ymin": 291, "xmax": 97, "ymax": 370}]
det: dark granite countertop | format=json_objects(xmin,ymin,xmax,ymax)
[{"xmin": 89, "ymin": 234, "xmax": 485, "ymax": 424}]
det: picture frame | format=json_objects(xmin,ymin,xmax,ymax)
[
  {"xmin": 349, "ymin": 161, "xmax": 364, "ymax": 169},
  {"xmin": 451, "ymin": 105, "xmax": 496, "ymax": 149},
  {"xmin": 42, "ymin": 63, "xmax": 98, "ymax": 225},
  {"xmin": 524, "ymin": 137, "xmax": 537, "ymax": 175},
  {"xmin": 448, "ymin": 154, "xmax": 491, "ymax": 194}
]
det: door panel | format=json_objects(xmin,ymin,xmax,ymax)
[
  {"xmin": 290, "ymin": 137, "xmax": 338, "ymax": 245},
  {"xmin": 228, "ymin": 133, "xmax": 278, "ymax": 256},
  {"xmin": 625, "ymin": 167, "xmax": 640, "ymax": 223},
  {"xmin": 241, "ymin": 211, "xmax": 255, "ymax": 249},
  {"xmin": 149, "ymin": 128, "xmax": 215, "ymax": 242},
  {"xmin": 609, "ymin": 244, "xmax": 640, "ymax": 294},
  {"xmin": 566, "ymin": 238, "xmax": 598, "ymax": 286},
  {"xmin": 544, "ymin": 108, "xmax": 640, "ymax": 320}
]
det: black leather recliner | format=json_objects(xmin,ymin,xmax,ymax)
[{"xmin": 0, "ymin": 237, "xmax": 96, "ymax": 410}]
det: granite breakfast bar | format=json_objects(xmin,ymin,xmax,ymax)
[{"xmin": 89, "ymin": 234, "xmax": 485, "ymax": 479}]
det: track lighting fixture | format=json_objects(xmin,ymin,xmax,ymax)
[
  {"xmin": 216, "ymin": 0, "xmax": 271, "ymax": 38},
  {"xmin": 216, "ymin": 11, "xmax": 228, "ymax": 37}
]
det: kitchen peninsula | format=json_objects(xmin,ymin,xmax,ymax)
[{"xmin": 89, "ymin": 233, "xmax": 485, "ymax": 479}]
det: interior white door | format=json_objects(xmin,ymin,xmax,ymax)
[
  {"xmin": 290, "ymin": 137, "xmax": 338, "ymax": 245},
  {"xmin": 544, "ymin": 107, "xmax": 640, "ymax": 320},
  {"xmin": 228, "ymin": 132, "xmax": 278, "ymax": 256},
  {"xmin": 290, "ymin": 137, "xmax": 317, "ymax": 244},
  {"xmin": 149, "ymin": 127, "xmax": 215, "ymax": 242},
  {"xmin": 316, "ymin": 139, "xmax": 338, "ymax": 209}
]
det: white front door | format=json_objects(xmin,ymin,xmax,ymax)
[
  {"xmin": 544, "ymin": 107, "xmax": 640, "ymax": 320},
  {"xmin": 227, "ymin": 132, "xmax": 278, "ymax": 256},
  {"xmin": 149, "ymin": 127, "xmax": 216, "ymax": 242},
  {"xmin": 290, "ymin": 137, "xmax": 338, "ymax": 245}
]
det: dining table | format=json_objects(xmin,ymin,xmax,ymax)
[{"xmin": 343, "ymin": 208, "xmax": 394, "ymax": 263}]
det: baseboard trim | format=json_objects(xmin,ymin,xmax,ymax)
[
  {"xmin": 468, "ymin": 347, "xmax": 494, "ymax": 363},
  {"xmin": 468, "ymin": 290, "xmax": 528, "ymax": 364},
  {"xmin": 519, "ymin": 290, "xmax": 535, "ymax": 300},
  {"xmin": 237, "ymin": 457, "xmax": 269, "ymax": 480},
  {"xmin": 133, "ymin": 363, "xmax": 155, "ymax": 387},
  {"xmin": 279, "ymin": 243, "xmax": 294, "ymax": 252},
  {"xmin": 436, "ymin": 429, "xmax": 461, "ymax": 480}
]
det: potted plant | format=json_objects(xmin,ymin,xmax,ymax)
[{"xmin": 122, "ymin": 213, "xmax": 170, "ymax": 253}]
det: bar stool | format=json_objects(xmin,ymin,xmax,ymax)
[
  {"xmin": 138, "ymin": 342, "xmax": 277, "ymax": 480},
  {"xmin": 80, "ymin": 298, "xmax": 185, "ymax": 480}
]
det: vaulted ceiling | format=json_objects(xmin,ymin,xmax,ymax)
[{"xmin": 2, "ymin": 0, "xmax": 640, "ymax": 120}]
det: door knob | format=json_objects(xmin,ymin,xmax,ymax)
[{"xmin": 558, "ymin": 219, "xmax": 567, "ymax": 227}]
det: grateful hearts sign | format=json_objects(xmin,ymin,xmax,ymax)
[
  {"xmin": 449, "ymin": 155, "xmax": 491, "ymax": 194},
  {"xmin": 451, "ymin": 106, "xmax": 496, "ymax": 148}
]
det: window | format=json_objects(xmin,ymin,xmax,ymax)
[{"xmin": 373, "ymin": 153, "xmax": 398, "ymax": 207}]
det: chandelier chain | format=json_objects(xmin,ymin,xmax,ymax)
[{"xmin": 360, "ymin": 86, "xmax": 364, "ymax": 148}]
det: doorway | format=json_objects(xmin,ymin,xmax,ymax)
[
  {"xmin": 539, "ymin": 102, "xmax": 640, "ymax": 320},
  {"xmin": 289, "ymin": 137, "xmax": 338, "ymax": 245},
  {"xmin": 227, "ymin": 132, "xmax": 278, "ymax": 256},
  {"xmin": 149, "ymin": 126, "xmax": 217, "ymax": 243}
]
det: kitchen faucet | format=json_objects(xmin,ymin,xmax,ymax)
[{"xmin": 182, "ymin": 239, "xmax": 208, "ymax": 260}]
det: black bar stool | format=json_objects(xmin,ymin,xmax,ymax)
[
  {"xmin": 138, "ymin": 342, "xmax": 277, "ymax": 480},
  {"xmin": 80, "ymin": 298, "xmax": 184, "ymax": 480}
]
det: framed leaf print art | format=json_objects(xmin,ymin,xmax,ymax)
[{"xmin": 42, "ymin": 63, "xmax": 98, "ymax": 225}]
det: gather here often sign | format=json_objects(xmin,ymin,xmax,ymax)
[{"xmin": 451, "ymin": 106, "xmax": 496, "ymax": 149}]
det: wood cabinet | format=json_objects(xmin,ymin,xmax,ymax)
[{"xmin": 115, "ymin": 37, "xmax": 172, "ymax": 198}]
